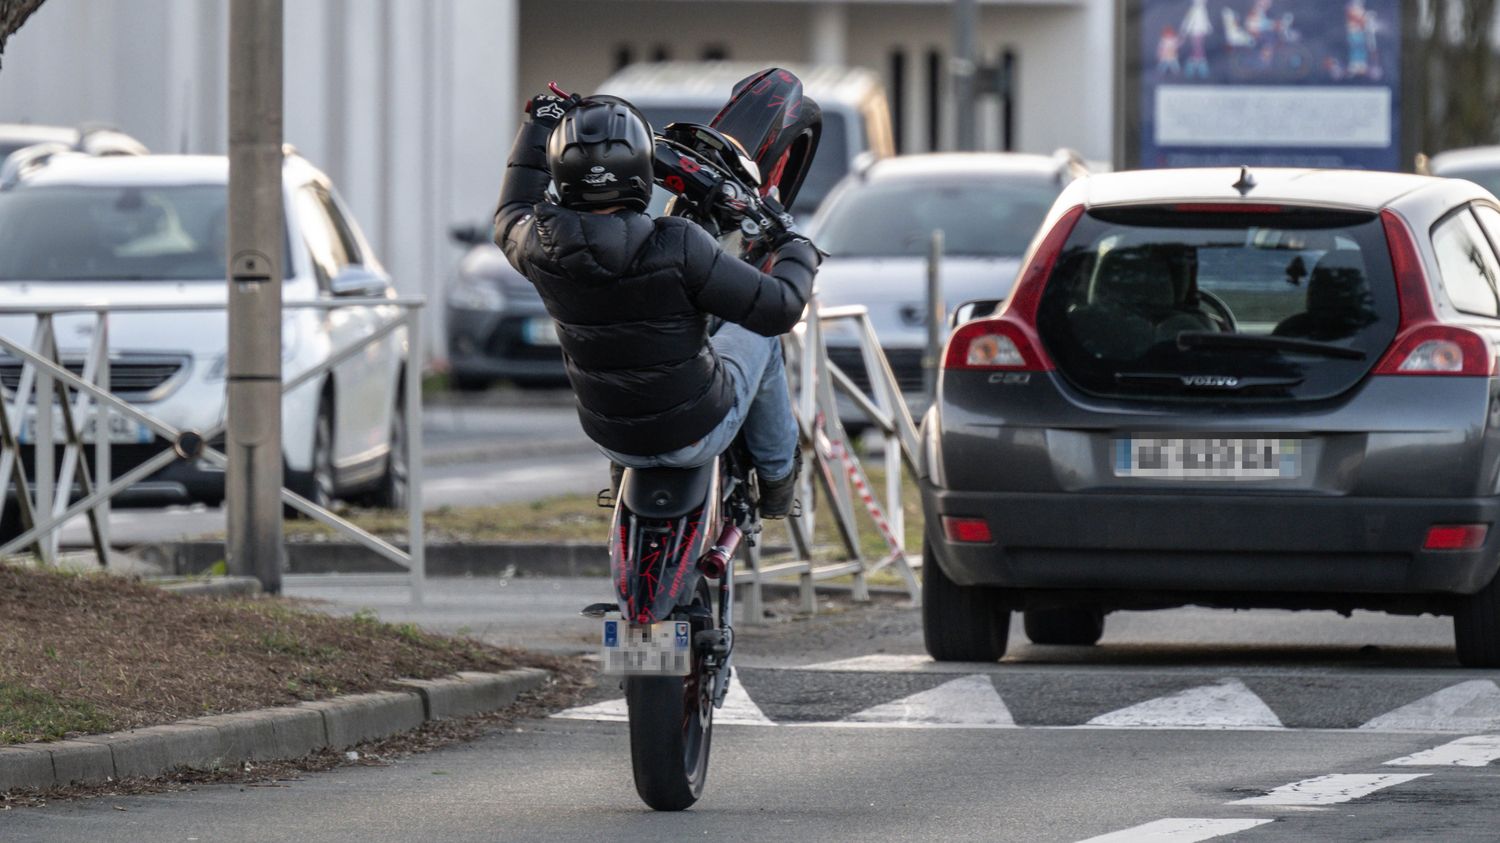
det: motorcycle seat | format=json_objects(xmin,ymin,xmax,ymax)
[{"xmin": 620, "ymin": 464, "xmax": 716, "ymax": 519}]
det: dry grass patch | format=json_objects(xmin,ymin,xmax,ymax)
[{"xmin": 0, "ymin": 564, "xmax": 547, "ymax": 744}]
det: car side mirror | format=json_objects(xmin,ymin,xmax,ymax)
[
  {"xmin": 950, "ymin": 298, "xmax": 1003, "ymax": 329},
  {"xmin": 329, "ymin": 265, "xmax": 388, "ymax": 297},
  {"xmin": 449, "ymin": 223, "xmax": 489, "ymax": 247}
]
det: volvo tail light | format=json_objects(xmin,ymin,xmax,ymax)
[
  {"xmin": 1373, "ymin": 211, "xmax": 1496, "ymax": 377},
  {"xmin": 942, "ymin": 204, "xmax": 1084, "ymax": 373}
]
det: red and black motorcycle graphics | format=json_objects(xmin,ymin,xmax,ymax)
[
  {"xmin": 709, "ymin": 68, "xmax": 822, "ymax": 208},
  {"xmin": 610, "ymin": 507, "xmax": 711, "ymax": 625}
]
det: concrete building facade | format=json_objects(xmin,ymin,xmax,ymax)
[{"xmin": 0, "ymin": 0, "xmax": 1114, "ymax": 362}]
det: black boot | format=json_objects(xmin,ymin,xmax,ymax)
[{"xmin": 758, "ymin": 447, "xmax": 801, "ymax": 519}]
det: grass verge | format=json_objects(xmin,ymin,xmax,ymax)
[{"xmin": 0, "ymin": 563, "xmax": 552, "ymax": 745}]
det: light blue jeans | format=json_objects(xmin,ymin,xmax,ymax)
[{"xmin": 600, "ymin": 322, "xmax": 799, "ymax": 481}]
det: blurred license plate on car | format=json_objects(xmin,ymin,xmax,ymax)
[
  {"xmin": 1115, "ymin": 437, "xmax": 1301, "ymax": 479},
  {"xmin": 600, "ymin": 619, "xmax": 691, "ymax": 676},
  {"xmin": 18, "ymin": 409, "xmax": 153, "ymax": 445},
  {"xmin": 523, "ymin": 317, "xmax": 559, "ymax": 346}
]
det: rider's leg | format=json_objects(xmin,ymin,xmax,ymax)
[{"xmin": 707, "ymin": 322, "xmax": 798, "ymax": 482}]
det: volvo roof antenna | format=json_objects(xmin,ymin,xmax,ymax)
[{"xmin": 1233, "ymin": 165, "xmax": 1257, "ymax": 197}]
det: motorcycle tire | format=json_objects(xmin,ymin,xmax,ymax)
[{"xmin": 626, "ymin": 581, "xmax": 715, "ymax": 811}]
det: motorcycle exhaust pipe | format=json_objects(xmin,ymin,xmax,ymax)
[{"xmin": 696, "ymin": 524, "xmax": 743, "ymax": 579}]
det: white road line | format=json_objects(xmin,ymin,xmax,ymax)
[
  {"xmin": 550, "ymin": 674, "xmax": 773, "ymax": 725},
  {"xmin": 1230, "ymin": 773, "xmax": 1428, "ymax": 806},
  {"xmin": 1385, "ymin": 734, "xmax": 1500, "ymax": 767},
  {"xmin": 1359, "ymin": 680, "xmax": 1500, "ymax": 732},
  {"xmin": 818, "ymin": 674, "xmax": 1014, "ymax": 729},
  {"xmin": 1076, "ymin": 818, "xmax": 1273, "ymax": 842},
  {"xmin": 801, "ymin": 653, "xmax": 938, "ymax": 672},
  {"xmin": 1085, "ymin": 679, "xmax": 1283, "ymax": 730}
]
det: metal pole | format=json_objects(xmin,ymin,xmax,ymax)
[
  {"xmin": 924, "ymin": 229, "xmax": 944, "ymax": 400},
  {"xmin": 404, "ymin": 312, "xmax": 425, "ymax": 606},
  {"xmin": 952, "ymin": 0, "xmax": 979, "ymax": 151},
  {"xmin": 226, "ymin": 0, "xmax": 285, "ymax": 593}
]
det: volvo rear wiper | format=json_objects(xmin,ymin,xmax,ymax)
[{"xmin": 1176, "ymin": 332, "xmax": 1366, "ymax": 361}]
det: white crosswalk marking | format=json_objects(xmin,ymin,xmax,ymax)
[
  {"xmin": 1085, "ymin": 679, "xmax": 1283, "ymax": 730},
  {"xmin": 802, "ymin": 653, "xmax": 938, "ymax": 672},
  {"xmin": 1385, "ymin": 734, "xmax": 1500, "ymax": 767},
  {"xmin": 1359, "ymin": 680, "xmax": 1500, "ymax": 732},
  {"xmin": 1077, "ymin": 818, "xmax": 1273, "ymax": 842},
  {"xmin": 1230, "ymin": 773, "xmax": 1428, "ymax": 806},
  {"xmin": 550, "ymin": 673, "xmax": 772, "ymax": 725},
  {"xmin": 819, "ymin": 674, "xmax": 1014, "ymax": 729}
]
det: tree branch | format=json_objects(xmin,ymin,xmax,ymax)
[{"xmin": 0, "ymin": 0, "xmax": 47, "ymax": 72}]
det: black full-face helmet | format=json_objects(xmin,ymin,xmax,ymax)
[{"xmin": 547, "ymin": 96, "xmax": 654, "ymax": 212}]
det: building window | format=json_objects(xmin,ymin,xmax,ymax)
[
  {"xmin": 889, "ymin": 49, "xmax": 906, "ymax": 154},
  {"xmin": 702, "ymin": 44, "xmax": 728, "ymax": 61},
  {"xmin": 615, "ymin": 45, "xmax": 633, "ymax": 71},
  {"xmin": 926, "ymin": 49, "xmax": 943, "ymax": 152}
]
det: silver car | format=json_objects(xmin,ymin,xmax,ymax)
[
  {"xmin": 922, "ymin": 166, "xmax": 1500, "ymax": 667},
  {"xmin": 808, "ymin": 152, "xmax": 1082, "ymax": 408}
]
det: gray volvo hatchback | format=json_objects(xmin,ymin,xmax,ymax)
[{"xmin": 921, "ymin": 167, "xmax": 1500, "ymax": 667}]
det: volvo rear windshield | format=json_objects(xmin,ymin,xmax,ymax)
[{"xmin": 1035, "ymin": 207, "xmax": 1399, "ymax": 402}]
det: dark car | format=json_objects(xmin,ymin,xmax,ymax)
[{"xmin": 921, "ymin": 167, "xmax": 1500, "ymax": 667}]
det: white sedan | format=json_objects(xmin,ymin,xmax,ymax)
[{"xmin": 0, "ymin": 151, "xmax": 407, "ymax": 515}]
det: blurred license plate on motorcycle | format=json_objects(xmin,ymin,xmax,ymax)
[
  {"xmin": 523, "ymin": 317, "xmax": 559, "ymax": 346},
  {"xmin": 1115, "ymin": 437, "xmax": 1301, "ymax": 480},
  {"xmin": 600, "ymin": 620, "xmax": 691, "ymax": 676}
]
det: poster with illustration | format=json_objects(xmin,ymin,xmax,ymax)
[{"xmin": 1127, "ymin": 0, "xmax": 1402, "ymax": 170}]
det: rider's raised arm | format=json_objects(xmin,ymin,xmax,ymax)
[
  {"xmin": 492, "ymin": 94, "xmax": 576, "ymax": 273},
  {"xmin": 677, "ymin": 221, "xmax": 819, "ymax": 337}
]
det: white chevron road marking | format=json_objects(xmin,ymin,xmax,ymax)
[
  {"xmin": 1360, "ymin": 680, "xmax": 1500, "ymax": 732},
  {"xmin": 1230, "ymin": 773, "xmax": 1428, "ymax": 806},
  {"xmin": 550, "ymin": 673, "xmax": 772, "ymax": 725},
  {"xmin": 1077, "ymin": 818, "xmax": 1273, "ymax": 842},
  {"xmin": 1085, "ymin": 679, "xmax": 1284, "ymax": 730},
  {"xmin": 1385, "ymin": 734, "xmax": 1500, "ymax": 767},
  {"xmin": 805, "ymin": 674, "xmax": 1015, "ymax": 729}
]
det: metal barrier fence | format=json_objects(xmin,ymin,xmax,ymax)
[
  {"xmin": 734, "ymin": 297, "xmax": 924, "ymax": 621},
  {"xmin": 0, "ymin": 299, "xmax": 427, "ymax": 603},
  {"xmin": 1, "ymin": 295, "xmax": 921, "ymax": 617}
]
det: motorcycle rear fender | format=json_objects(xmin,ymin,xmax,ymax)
[{"xmin": 611, "ymin": 464, "xmax": 719, "ymax": 624}]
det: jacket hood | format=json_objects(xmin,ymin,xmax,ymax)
[{"xmin": 531, "ymin": 204, "xmax": 655, "ymax": 281}]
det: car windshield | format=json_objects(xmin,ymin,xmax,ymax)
[
  {"xmin": 0, "ymin": 184, "xmax": 228, "ymax": 281},
  {"xmin": 814, "ymin": 176, "xmax": 1058, "ymax": 259},
  {"xmin": 638, "ymin": 105, "xmax": 847, "ymax": 217},
  {"xmin": 1035, "ymin": 207, "xmax": 1399, "ymax": 401}
]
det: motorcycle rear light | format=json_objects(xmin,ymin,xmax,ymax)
[
  {"xmin": 942, "ymin": 516, "xmax": 993, "ymax": 544},
  {"xmin": 1424, "ymin": 524, "xmax": 1489, "ymax": 551}
]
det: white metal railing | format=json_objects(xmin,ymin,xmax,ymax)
[
  {"xmin": 0, "ymin": 298, "xmax": 427, "ymax": 603},
  {"xmin": 733, "ymin": 297, "xmax": 923, "ymax": 621}
]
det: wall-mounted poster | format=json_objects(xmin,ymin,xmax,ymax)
[{"xmin": 1120, "ymin": 0, "xmax": 1404, "ymax": 171}]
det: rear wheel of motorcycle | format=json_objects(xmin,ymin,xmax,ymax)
[{"xmin": 626, "ymin": 584, "xmax": 714, "ymax": 811}]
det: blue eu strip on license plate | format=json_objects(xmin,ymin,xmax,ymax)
[{"xmin": 601, "ymin": 620, "xmax": 692, "ymax": 676}]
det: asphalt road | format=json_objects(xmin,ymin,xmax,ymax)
[
  {"xmin": 6, "ymin": 584, "xmax": 1499, "ymax": 841},
  {"xmin": 56, "ymin": 394, "xmax": 608, "ymax": 547}
]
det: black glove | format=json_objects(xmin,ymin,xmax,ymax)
[{"xmin": 524, "ymin": 93, "xmax": 579, "ymax": 129}]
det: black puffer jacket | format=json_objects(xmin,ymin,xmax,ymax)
[{"xmin": 493, "ymin": 121, "xmax": 819, "ymax": 456}]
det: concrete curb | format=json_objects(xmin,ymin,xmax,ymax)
[
  {"xmin": 0, "ymin": 667, "xmax": 548, "ymax": 794},
  {"xmin": 153, "ymin": 576, "xmax": 264, "ymax": 598}
]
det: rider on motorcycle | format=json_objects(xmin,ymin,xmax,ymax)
[{"xmin": 492, "ymin": 93, "xmax": 820, "ymax": 516}]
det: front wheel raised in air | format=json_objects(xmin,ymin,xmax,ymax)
[
  {"xmin": 626, "ymin": 585, "xmax": 714, "ymax": 810},
  {"xmin": 922, "ymin": 539, "xmax": 1011, "ymax": 662}
]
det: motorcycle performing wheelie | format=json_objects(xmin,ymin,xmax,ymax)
[{"xmin": 561, "ymin": 68, "xmax": 824, "ymax": 811}]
